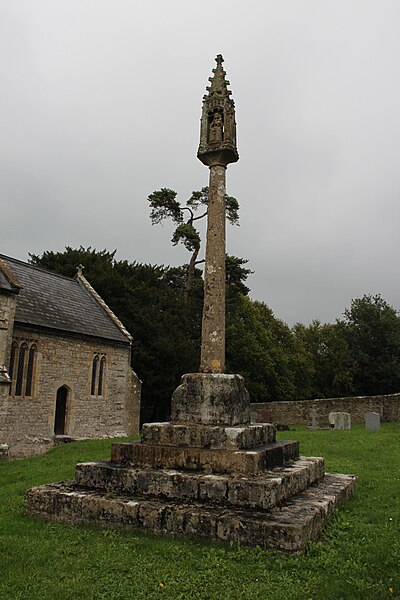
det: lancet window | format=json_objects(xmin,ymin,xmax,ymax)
[
  {"xmin": 8, "ymin": 340, "xmax": 37, "ymax": 398},
  {"xmin": 90, "ymin": 354, "xmax": 106, "ymax": 397}
]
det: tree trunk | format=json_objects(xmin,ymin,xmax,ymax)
[{"xmin": 184, "ymin": 247, "xmax": 199, "ymax": 303}]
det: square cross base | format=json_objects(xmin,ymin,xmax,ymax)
[{"xmin": 171, "ymin": 373, "xmax": 250, "ymax": 426}]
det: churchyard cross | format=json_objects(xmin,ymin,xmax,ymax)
[{"xmin": 197, "ymin": 54, "xmax": 239, "ymax": 374}]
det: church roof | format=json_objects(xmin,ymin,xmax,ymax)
[{"xmin": 0, "ymin": 255, "xmax": 132, "ymax": 345}]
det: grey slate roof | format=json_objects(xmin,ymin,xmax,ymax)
[{"xmin": 0, "ymin": 255, "xmax": 131, "ymax": 345}]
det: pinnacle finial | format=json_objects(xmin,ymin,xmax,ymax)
[
  {"xmin": 205, "ymin": 54, "xmax": 231, "ymax": 98},
  {"xmin": 197, "ymin": 55, "xmax": 239, "ymax": 166},
  {"xmin": 76, "ymin": 264, "xmax": 85, "ymax": 277}
]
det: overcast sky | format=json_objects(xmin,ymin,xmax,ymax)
[{"xmin": 2, "ymin": 1, "xmax": 400, "ymax": 325}]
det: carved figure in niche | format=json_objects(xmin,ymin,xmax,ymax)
[{"xmin": 209, "ymin": 111, "xmax": 223, "ymax": 144}]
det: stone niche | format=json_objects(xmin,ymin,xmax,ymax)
[{"xmin": 25, "ymin": 373, "xmax": 356, "ymax": 554}]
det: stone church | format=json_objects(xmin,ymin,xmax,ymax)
[{"xmin": 0, "ymin": 254, "xmax": 141, "ymax": 458}]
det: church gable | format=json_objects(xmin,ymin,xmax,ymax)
[{"xmin": 0, "ymin": 254, "xmax": 140, "ymax": 458}]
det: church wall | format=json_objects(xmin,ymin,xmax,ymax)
[
  {"xmin": 0, "ymin": 327, "xmax": 141, "ymax": 457},
  {"xmin": 0, "ymin": 291, "xmax": 17, "ymax": 367},
  {"xmin": 0, "ymin": 291, "xmax": 17, "ymax": 457}
]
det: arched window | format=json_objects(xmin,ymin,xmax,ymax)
[
  {"xmin": 25, "ymin": 344, "xmax": 37, "ymax": 397},
  {"xmin": 9, "ymin": 341, "xmax": 17, "ymax": 383},
  {"xmin": 91, "ymin": 355, "xmax": 99, "ymax": 396},
  {"xmin": 9, "ymin": 340, "xmax": 37, "ymax": 398},
  {"xmin": 90, "ymin": 353, "xmax": 106, "ymax": 397},
  {"xmin": 15, "ymin": 343, "xmax": 27, "ymax": 396},
  {"xmin": 98, "ymin": 356, "xmax": 106, "ymax": 396}
]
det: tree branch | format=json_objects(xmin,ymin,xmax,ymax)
[
  {"xmin": 192, "ymin": 211, "xmax": 208, "ymax": 222},
  {"xmin": 181, "ymin": 206, "xmax": 194, "ymax": 222}
]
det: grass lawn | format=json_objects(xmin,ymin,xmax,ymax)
[{"xmin": 1, "ymin": 424, "xmax": 399, "ymax": 600}]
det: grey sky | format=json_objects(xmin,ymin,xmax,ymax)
[{"xmin": 2, "ymin": 1, "xmax": 400, "ymax": 325}]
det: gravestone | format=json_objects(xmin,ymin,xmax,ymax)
[
  {"xmin": 0, "ymin": 443, "xmax": 9, "ymax": 460},
  {"xmin": 329, "ymin": 412, "xmax": 351, "ymax": 430},
  {"xmin": 24, "ymin": 55, "xmax": 356, "ymax": 554},
  {"xmin": 365, "ymin": 412, "xmax": 380, "ymax": 430},
  {"xmin": 309, "ymin": 407, "xmax": 319, "ymax": 429}
]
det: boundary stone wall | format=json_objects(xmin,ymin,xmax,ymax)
[{"xmin": 252, "ymin": 393, "xmax": 400, "ymax": 426}]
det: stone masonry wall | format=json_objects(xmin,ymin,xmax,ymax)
[
  {"xmin": 0, "ymin": 291, "xmax": 17, "ymax": 368},
  {"xmin": 252, "ymin": 393, "xmax": 400, "ymax": 426},
  {"xmin": 0, "ymin": 327, "xmax": 141, "ymax": 457},
  {"xmin": 0, "ymin": 291, "xmax": 16, "ymax": 452}
]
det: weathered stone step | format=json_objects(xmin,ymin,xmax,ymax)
[
  {"xmin": 141, "ymin": 422, "xmax": 276, "ymax": 450},
  {"xmin": 24, "ymin": 473, "xmax": 356, "ymax": 554},
  {"xmin": 111, "ymin": 440, "xmax": 299, "ymax": 476},
  {"xmin": 75, "ymin": 456, "xmax": 325, "ymax": 511}
]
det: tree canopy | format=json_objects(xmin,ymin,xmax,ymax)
[
  {"xmin": 147, "ymin": 187, "xmax": 239, "ymax": 301},
  {"xmin": 30, "ymin": 248, "xmax": 400, "ymax": 420},
  {"xmin": 339, "ymin": 294, "xmax": 400, "ymax": 395}
]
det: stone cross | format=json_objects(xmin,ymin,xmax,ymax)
[{"xmin": 197, "ymin": 55, "xmax": 239, "ymax": 373}]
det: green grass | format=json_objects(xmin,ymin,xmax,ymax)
[{"xmin": 1, "ymin": 425, "xmax": 399, "ymax": 600}]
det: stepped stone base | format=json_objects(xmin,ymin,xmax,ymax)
[
  {"xmin": 25, "ymin": 474, "xmax": 355, "ymax": 554},
  {"xmin": 24, "ymin": 373, "xmax": 356, "ymax": 553},
  {"xmin": 111, "ymin": 439, "xmax": 300, "ymax": 476},
  {"xmin": 74, "ymin": 456, "xmax": 325, "ymax": 510},
  {"xmin": 141, "ymin": 422, "xmax": 276, "ymax": 449}
]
